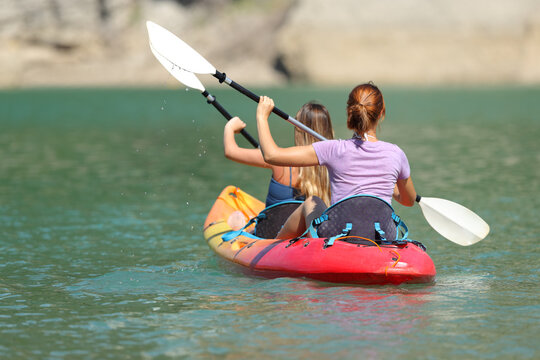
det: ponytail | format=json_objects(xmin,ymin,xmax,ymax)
[{"xmin": 347, "ymin": 83, "xmax": 386, "ymax": 134}]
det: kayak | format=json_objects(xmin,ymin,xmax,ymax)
[{"xmin": 203, "ymin": 186, "xmax": 436, "ymax": 285}]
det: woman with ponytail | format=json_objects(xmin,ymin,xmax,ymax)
[
  {"xmin": 224, "ymin": 102, "xmax": 334, "ymax": 207},
  {"xmin": 256, "ymin": 83, "xmax": 417, "ymax": 239}
]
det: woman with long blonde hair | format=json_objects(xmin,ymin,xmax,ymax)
[{"xmin": 223, "ymin": 102, "xmax": 334, "ymax": 207}]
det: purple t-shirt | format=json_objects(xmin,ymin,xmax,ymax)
[{"xmin": 312, "ymin": 138, "xmax": 410, "ymax": 205}]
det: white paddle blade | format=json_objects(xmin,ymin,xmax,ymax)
[
  {"xmin": 150, "ymin": 44, "xmax": 205, "ymax": 91},
  {"xmin": 418, "ymin": 197, "xmax": 490, "ymax": 246},
  {"xmin": 146, "ymin": 21, "xmax": 216, "ymax": 75}
]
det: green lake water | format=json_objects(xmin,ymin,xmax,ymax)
[{"xmin": 0, "ymin": 86, "xmax": 539, "ymax": 359}]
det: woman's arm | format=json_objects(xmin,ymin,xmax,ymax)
[
  {"xmin": 394, "ymin": 177, "xmax": 417, "ymax": 207},
  {"xmin": 256, "ymin": 96, "xmax": 319, "ymax": 167},
  {"xmin": 224, "ymin": 117, "xmax": 269, "ymax": 168}
]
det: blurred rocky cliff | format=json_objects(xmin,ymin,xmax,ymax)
[{"xmin": 1, "ymin": 0, "xmax": 540, "ymax": 88}]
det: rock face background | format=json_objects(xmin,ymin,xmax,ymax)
[{"xmin": 1, "ymin": 0, "xmax": 540, "ymax": 88}]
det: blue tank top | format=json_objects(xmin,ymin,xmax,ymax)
[{"xmin": 265, "ymin": 168, "xmax": 303, "ymax": 207}]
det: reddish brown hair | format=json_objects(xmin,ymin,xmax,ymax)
[{"xmin": 346, "ymin": 83, "xmax": 386, "ymax": 134}]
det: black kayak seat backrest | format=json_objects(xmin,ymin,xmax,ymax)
[
  {"xmin": 253, "ymin": 201, "xmax": 303, "ymax": 239},
  {"xmin": 315, "ymin": 195, "xmax": 398, "ymax": 242}
]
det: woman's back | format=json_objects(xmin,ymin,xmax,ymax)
[
  {"xmin": 265, "ymin": 166, "xmax": 301, "ymax": 207},
  {"xmin": 313, "ymin": 138, "xmax": 410, "ymax": 205}
]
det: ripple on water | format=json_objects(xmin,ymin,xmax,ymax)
[{"xmin": 65, "ymin": 262, "xmax": 206, "ymax": 298}]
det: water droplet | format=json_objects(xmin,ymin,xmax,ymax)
[
  {"xmin": 198, "ymin": 139, "xmax": 203, "ymax": 143},
  {"xmin": 185, "ymin": 88, "xmax": 189, "ymax": 91},
  {"xmin": 186, "ymin": 202, "xmax": 189, "ymax": 206},
  {"xmin": 161, "ymin": 106, "xmax": 164, "ymax": 111}
]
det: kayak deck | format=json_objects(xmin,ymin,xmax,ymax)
[{"xmin": 203, "ymin": 186, "xmax": 436, "ymax": 285}]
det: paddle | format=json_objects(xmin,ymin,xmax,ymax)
[
  {"xmin": 149, "ymin": 43, "xmax": 259, "ymax": 148},
  {"xmin": 146, "ymin": 20, "xmax": 490, "ymax": 246},
  {"xmin": 146, "ymin": 21, "xmax": 327, "ymax": 142},
  {"xmin": 415, "ymin": 196, "xmax": 489, "ymax": 246}
]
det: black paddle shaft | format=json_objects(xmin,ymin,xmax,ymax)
[
  {"xmin": 213, "ymin": 71, "xmax": 327, "ymax": 141},
  {"xmin": 213, "ymin": 71, "xmax": 290, "ymax": 120},
  {"xmin": 200, "ymin": 91, "xmax": 259, "ymax": 148}
]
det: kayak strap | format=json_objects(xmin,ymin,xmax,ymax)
[
  {"xmin": 309, "ymin": 214, "xmax": 328, "ymax": 238},
  {"xmin": 392, "ymin": 213, "xmax": 409, "ymax": 242},
  {"xmin": 325, "ymin": 223, "xmax": 352, "ymax": 248},
  {"xmin": 222, "ymin": 200, "xmax": 303, "ymax": 242},
  {"xmin": 221, "ymin": 216, "xmax": 260, "ymax": 242},
  {"xmin": 374, "ymin": 222, "xmax": 386, "ymax": 241}
]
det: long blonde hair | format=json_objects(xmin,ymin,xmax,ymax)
[{"xmin": 294, "ymin": 102, "xmax": 334, "ymax": 205}]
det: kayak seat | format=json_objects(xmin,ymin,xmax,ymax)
[
  {"xmin": 253, "ymin": 201, "xmax": 303, "ymax": 239},
  {"xmin": 312, "ymin": 195, "xmax": 407, "ymax": 245}
]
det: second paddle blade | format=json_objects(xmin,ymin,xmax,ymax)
[{"xmin": 418, "ymin": 197, "xmax": 490, "ymax": 246}]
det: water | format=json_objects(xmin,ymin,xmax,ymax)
[{"xmin": 0, "ymin": 86, "xmax": 538, "ymax": 359}]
